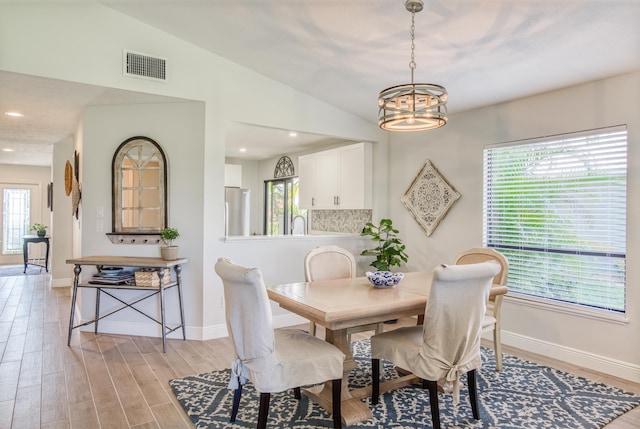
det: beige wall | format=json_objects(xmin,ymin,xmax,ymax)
[{"xmin": 387, "ymin": 71, "xmax": 640, "ymax": 380}]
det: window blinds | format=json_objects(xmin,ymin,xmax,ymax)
[{"xmin": 483, "ymin": 126, "xmax": 627, "ymax": 312}]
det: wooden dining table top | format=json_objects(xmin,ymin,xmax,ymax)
[{"xmin": 266, "ymin": 271, "xmax": 432, "ymax": 331}]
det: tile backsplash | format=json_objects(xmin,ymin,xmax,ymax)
[{"xmin": 310, "ymin": 209, "xmax": 372, "ymax": 234}]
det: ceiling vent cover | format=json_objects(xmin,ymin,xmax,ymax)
[{"xmin": 123, "ymin": 50, "xmax": 167, "ymax": 82}]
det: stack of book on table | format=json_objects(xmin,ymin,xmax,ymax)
[{"xmin": 88, "ymin": 267, "xmax": 135, "ymax": 285}]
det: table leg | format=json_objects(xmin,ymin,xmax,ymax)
[
  {"xmin": 175, "ymin": 265, "xmax": 186, "ymax": 340},
  {"xmin": 159, "ymin": 270, "xmax": 167, "ymax": 353},
  {"xmin": 44, "ymin": 239, "xmax": 49, "ymax": 272},
  {"xmin": 67, "ymin": 264, "xmax": 81, "ymax": 346},
  {"xmin": 23, "ymin": 240, "xmax": 28, "ymax": 273},
  {"xmin": 303, "ymin": 327, "xmax": 373, "ymax": 426},
  {"xmin": 95, "ymin": 288, "xmax": 101, "ymax": 335}
]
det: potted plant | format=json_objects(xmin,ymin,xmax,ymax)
[
  {"xmin": 360, "ymin": 218, "xmax": 408, "ymax": 271},
  {"xmin": 160, "ymin": 227, "xmax": 180, "ymax": 260},
  {"xmin": 31, "ymin": 223, "xmax": 48, "ymax": 237}
]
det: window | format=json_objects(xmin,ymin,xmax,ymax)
[
  {"xmin": 483, "ymin": 126, "xmax": 627, "ymax": 313},
  {"xmin": 2, "ymin": 187, "xmax": 31, "ymax": 254},
  {"xmin": 264, "ymin": 177, "xmax": 306, "ymax": 235}
]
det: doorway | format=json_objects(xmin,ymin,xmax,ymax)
[{"xmin": 0, "ymin": 183, "xmax": 40, "ymax": 265}]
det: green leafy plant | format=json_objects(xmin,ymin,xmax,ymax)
[
  {"xmin": 160, "ymin": 227, "xmax": 180, "ymax": 246},
  {"xmin": 30, "ymin": 223, "xmax": 47, "ymax": 234},
  {"xmin": 360, "ymin": 218, "xmax": 408, "ymax": 272}
]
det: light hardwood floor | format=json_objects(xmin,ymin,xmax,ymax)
[{"xmin": 0, "ymin": 271, "xmax": 639, "ymax": 428}]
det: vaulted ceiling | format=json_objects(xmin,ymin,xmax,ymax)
[{"xmin": 2, "ymin": 0, "xmax": 639, "ymax": 165}]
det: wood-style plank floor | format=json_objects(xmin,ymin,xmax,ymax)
[{"xmin": 0, "ymin": 271, "xmax": 639, "ymax": 428}]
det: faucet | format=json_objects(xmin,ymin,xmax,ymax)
[{"xmin": 291, "ymin": 215, "xmax": 307, "ymax": 235}]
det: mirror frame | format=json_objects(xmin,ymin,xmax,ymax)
[{"xmin": 109, "ymin": 136, "xmax": 168, "ymax": 241}]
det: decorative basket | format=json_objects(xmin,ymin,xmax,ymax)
[{"xmin": 135, "ymin": 269, "xmax": 171, "ymax": 287}]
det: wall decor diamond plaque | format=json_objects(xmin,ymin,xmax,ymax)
[{"xmin": 401, "ymin": 160, "xmax": 460, "ymax": 236}]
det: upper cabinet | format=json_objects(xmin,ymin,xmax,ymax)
[{"xmin": 298, "ymin": 142, "xmax": 372, "ymax": 210}]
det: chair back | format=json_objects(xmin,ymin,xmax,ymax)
[
  {"xmin": 419, "ymin": 261, "xmax": 500, "ymax": 380},
  {"xmin": 304, "ymin": 245, "xmax": 356, "ymax": 282},
  {"xmin": 214, "ymin": 258, "xmax": 275, "ymax": 367},
  {"xmin": 455, "ymin": 247, "xmax": 508, "ymax": 286}
]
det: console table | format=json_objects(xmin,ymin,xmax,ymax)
[
  {"xmin": 23, "ymin": 235, "xmax": 50, "ymax": 273},
  {"xmin": 66, "ymin": 256, "xmax": 188, "ymax": 352}
]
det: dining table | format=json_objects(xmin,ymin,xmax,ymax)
[{"xmin": 266, "ymin": 271, "xmax": 432, "ymax": 426}]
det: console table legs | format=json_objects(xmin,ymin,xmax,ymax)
[{"xmin": 67, "ymin": 264, "xmax": 81, "ymax": 346}]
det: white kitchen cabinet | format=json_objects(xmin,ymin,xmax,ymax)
[
  {"xmin": 298, "ymin": 142, "xmax": 372, "ymax": 209},
  {"xmin": 298, "ymin": 154, "xmax": 316, "ymax": 208}
]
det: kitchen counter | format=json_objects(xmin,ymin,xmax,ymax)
[{"xmin": 224, "ymin": 232, "xmax": 361, "ymax": 242}]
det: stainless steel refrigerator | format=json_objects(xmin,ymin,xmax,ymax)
[{"xmin": 225, "ymin": 187, "xmax": 250, "ymax": 236}]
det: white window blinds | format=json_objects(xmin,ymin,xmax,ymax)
[{"xmin": 483, "ymin": 126, "xmax": 627, "ymax": 313}]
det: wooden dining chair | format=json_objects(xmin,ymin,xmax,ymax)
[
  {"xmin": 215, "ymin": 258, "xmax": 345, "ymax": 429},
  {"xmin": 455, "ymin": 247, "xmax": 509, "ymax": 371},
  {"xmin": 370, "ymin": 261, "xmax": 500, "ymax": 429},
  {"xmin": 304, "ymin": 245, "xmax": 383, "ymax": 341}
]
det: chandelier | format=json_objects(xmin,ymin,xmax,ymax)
[{"xmin": 378, "ymin": 0, "xmax": 448, "ymax": 131}]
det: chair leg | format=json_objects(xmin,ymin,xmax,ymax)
[
  {"xmin": 468, "ymin": 369, "xmax": 480, "ymax": 420},
  {"xmin": 294, "ymin": 386, "xmax": 301, "ymax": 400},
  {"xmin": 371, "ymin": 359, "xmax": 380, "ymax": 405},
  {"xmin": 257, "ymin": 392, "xmax": 270, "ymax": 429},
  {"xmin": 494, "ymin": 326, "xmax": 503, "ymax": 371},
  {"xmin": 426, "ymin": 380, "xmax": 440, "ymax": 429},
  {"xmin": 230, "ymin": 381, "xmax": 242, "ymax": 422},
  {"xmin": 332, "ymin": 378, "xmax": 342, "ymax": 429}
]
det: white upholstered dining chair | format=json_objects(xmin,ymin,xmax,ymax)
[
  {"xmin": 215, "ymin": 258, "xmax": 345, "ymax": 429},
  {"xmin": 455, "ymin": 247, "xmax": 509, "ymax": 371},
  {"xmin": 371, "ymin": 261, "xmax": 500, "ymax": 429},
  {"xmin": 304, "ymin": 245, "xmax": 383, "ymax": 341}
]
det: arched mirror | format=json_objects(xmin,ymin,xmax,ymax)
[{"xmin": 109, "ymin": 136, "xmax": 167, "ymax": 243}]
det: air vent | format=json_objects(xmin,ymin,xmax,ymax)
[{"xmin": 123, "ymin": 50, "xmax": 167, "ymax": 82}]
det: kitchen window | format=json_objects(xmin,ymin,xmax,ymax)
[
  {"xmin": 264, "ymin": 177, "xmax": 307, "ymax": 236},
  {"xmin": 483, "ymin": 125, "xmax": 627, "ymax": 314}
]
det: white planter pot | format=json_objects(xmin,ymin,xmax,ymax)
[{"xmin": 160, "ymin": 246, "xmax": 179, "ymax": 261}]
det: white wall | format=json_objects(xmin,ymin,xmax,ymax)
[
  {"xmin": 0, "ymin": 2, "xmax": 386, "ymax": 341},
  {"xmin": 77, "ymin": 101, "xmax": 206, "ymax": 333},
  {"xmin": 51, "ymin": 139, "xmax": 74, "ymax": 286},
  {"xmin": 387, "ymin": 71, "xmax": 640, "ymax": 380}
]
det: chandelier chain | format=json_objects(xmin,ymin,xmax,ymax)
[{"xmin": 409, "ymin": 11, "xmax": 416, "ymax": 83}]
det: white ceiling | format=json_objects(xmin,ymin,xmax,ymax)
[{"xmin": 2, "ymin": 0, "xmax": 639, "ymax": 165}]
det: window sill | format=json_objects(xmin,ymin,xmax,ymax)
[{"xmin": 505, "ymin": 293, "xmax": 629, "ymax": 325}]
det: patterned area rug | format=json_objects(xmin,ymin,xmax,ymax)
[{"xmin": 169, "ymin": 339, "xmax": 640, "ymax": 428}]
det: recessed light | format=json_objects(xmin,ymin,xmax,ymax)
[
  {"xmin": 289, "ymin": 131, "xmax": 298, "ymax": 137},
  {"xmin": 1, "ymin": 148, "xmax": 15, "ymax": 152},
  {"xmin": 4, "ymin": 111, "xmax": 24, "ymax": 117},
  {"xmin": 239, "ymin": 148, "xmax": 247, "ymax": 153}
]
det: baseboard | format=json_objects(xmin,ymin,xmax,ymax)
[
  {"xmin": 73, "ymin": 311, "xmax": 640, "ymax": 382},
  {"xmin": 51, "ymin": 277, "xmax": 72, "ymax": 288},
  {"xmin": 76, "ymin": 313, "xmax": 308, "ymax": 342},
  {"xmin": 199, "ymin": 313, "xmax": 308, "ymax": 340},
  {"xmin": 500, "ymin": 330, "xmax": 640, "ymax": 382}
]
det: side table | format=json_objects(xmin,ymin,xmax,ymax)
[
  {"xmin": 23, "ymin": 235, "xmax": 50, "ymax": 273},
  {"xmin": 66, "ymin": 256, "xmax": 188, "ymax": 352}
]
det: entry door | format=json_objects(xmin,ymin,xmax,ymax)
[{"xmin": 0, "ymin": 183, "xmax": 40, "ymax": 265}]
